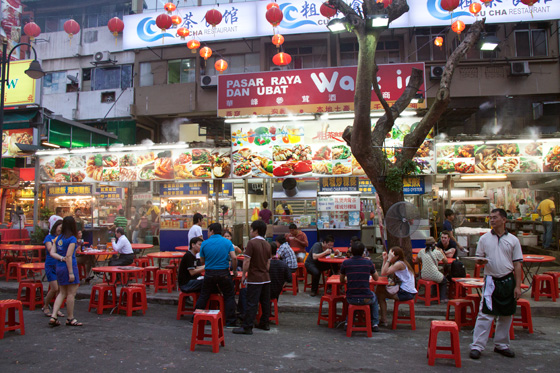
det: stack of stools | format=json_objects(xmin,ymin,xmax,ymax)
[
  {"xmin": 88, "ymin": 284, "xmax": 117, "ymax": 314},
  {"xmin": 117, "ymin": 286, "xmax": 146, "ymax": 316},
  {"xmin": 512, "ymin": 298, "xmax": 533, "ymax": 334},
  {"xmin": 427, "ymin": 320, "xmax": 461, "ymax": 368},
  {"xmin": 543, "ymin": 272, "xmax": 560, "ymax": 298},
  {"xmin": 257, "ymin": 298, "xmax": 279, "ymax": 325},
  {"xmin": 143, "ymin": 266, "xmax": 159, "ymax": 288},
  {"xmin": 445, "ymin": 299, "xmax": 475, "ymax": 329},
  {"xmin": 531, "ymin": 274, "xmax": 557, "ymax": 302},
  {"xmin": 416, "ymin": 279, "xmax": 440, "ymax": 306},
  {"xmin": 17, "ymin": 280, "xmax": 44, "ymax": 311},
  {"xmin": 177, "ymin": 292, "xmax": 199, "ymax": 319},
  {"xmin": 190, "ymin": 310, "xmax": 225, "ymax": 353},
  {"xmin": 317, "ymin": 294, "xmax": 346, "ymax": 328},
  {"xmin": 346, "ymin": 304, "xmax": 372, "ymax": 338},
  {"xmin": 154, "ymin": 269, "xmax": 174, "ymax": 293},
  {"xmin": 0, "ymin": 299, "xmax": 25, "ymax": 339},
  {"xmin": 392, "ymin": 299, "xmax": 416, "ymax": 330}
]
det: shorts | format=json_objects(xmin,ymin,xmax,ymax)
[
  {"xmin": 45, "ymin": 262, "xmax": 57, "ymax": 282},
  {"xmin": 397, "ymin": 289, "xmax": 416, "ymax": 301}
]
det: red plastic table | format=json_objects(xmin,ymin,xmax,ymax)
[
  {"xmin": 332, "ymin": 247, "xmax": 349, "ymax": 254},
  {"xmin": 0, "ymin": 244, "xmax": 44, "ymax": 262},
  {"xmin": 453, "ymin": 277, "xmax": 484, "ymax": 297},
  {"xmin": 131, "ymin": 243, "xmax": 153, "ymax": 256},
  {"xmin": 318, "ymin": 256, "xmax": 346, "ymax": 264},
  {"xmin": 20, "ymin": 262, "xmax": 45, "ymax": 281},
  {"xmin": 146, "ymin": 251, "xmax": 184, "ymax": 267},
  {"xmin": 0, "ymin": 229, "xmax": 30, "ymax": 243},
  {"xmin": 326, "ymin": 275, "xmax": 388, "ymax": 297},
  {"xmin": 92, "ymin": 266, "xmax": 145, "ymax": 286},
  {"xmin": 78, "ymin": 250, "xmax": 115, "ymax": 267},
  {"xmin": 522, "ymin": 254, "xmax": 556, "ymax": 286},
  {"xmin": 175, "ymin": 246, "xmax": 190, "ymax": 252}
]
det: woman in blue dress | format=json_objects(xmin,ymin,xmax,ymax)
[
  {"xmin": 48, "ymin": 216, "xmax": 82, "ymax": 327},
  {"xmin": 42, "ymin": 220, "xmax": 65, "ymax": 318}
]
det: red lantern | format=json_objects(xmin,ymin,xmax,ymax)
[
  {"xmin": 320, "ymin": 3, "xmax": 337, "ymax": 19},
  {"xmin": 205, "ymin": 9, "xmax": 223, "ymax": 28},
  {"xmin": 440, "ymin": 0, "xmax": 460, "ymax": 12},
  {"xmin": 23, "ymin": 22, "xmax": 41, "ymax": 41},
  {"xmin": 107, "ymin": 17, "xmax": 124, "ymax": 36},
  {"xmin": 469, "ymin": 3, "xmax": 482, "ymax": 15},
  {"xmin": 63, "ymin": 19, "xmax": 80, "ymax": 40},
  {"xmin": 177, "ymin": 27, "xmax": 190, "ymax": 40},
  {"xmin": 200, "ymin": 46, "xmax": 212, "ymax": 60},
  {"xmin": 164, "ymin": 2, "xmax": 176, "ymax": 13},
  {"xmin": 272, "ymin": 34, "xmax": 284, "ymax": 49},
  {"xmin": 156, "ymin": 14, "xmax": 173, "ymax": 31},
  {"xmin": 267, "ymin": 2, "xmax": 279, "ymax": 10},
  {"xmin": 215, "ymin": 59, "xmax": 228, "ymax": 74},
  {"xmin": 266, "ymin": 7, "xmax": 283, "ymax": 27},
  {"xmin": 520, "ymin": 0, "xmax": 538, "ymax": 5},
  {"xmin": 171, "ymin": 15, "xmax": 182, "ymax": 27},
  {"xmin": 481, "ymin": 0, "xmax": 493, "ymax": 6},
  {"xmin": 434, "ymin": 36, "xmax": 443, "ymax": 47},
  {"xmin": 187, "ymin": 39, "xmax": 200, "ymax": 53},
  {"xmin": 376, "ymin": 0, "xmax": 393, "ymax": 8},
  {"xmin": 452, "ymin": 20, "xmax": 465, "ymax": 34},
  {"xmin": 272, "ymin": 52, "xmax": 291, "ymax": 66}
]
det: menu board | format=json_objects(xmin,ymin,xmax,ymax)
[
  {"xmin": 0, "ymin": 168, "xmax": 20, "ymax": 188},
  {"xmin": 2, "ymin": 129, "xmax": 33, "ymax": 157}
]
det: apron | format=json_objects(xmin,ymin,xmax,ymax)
[{"xmin": 482, "ymin": 272, "xmax": 516, "ymax": 316}]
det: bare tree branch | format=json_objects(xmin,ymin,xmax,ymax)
[
  {"xmin": 371, "ymin": 63, "xmax": 393, "ymax": 125},
  {"xmin": 386, "ymin": 0, "xmax": 410, "ymax": 23}
]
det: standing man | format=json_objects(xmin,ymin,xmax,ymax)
[
  {"xmin": 285, "ymin": 223, "xmax": 309, "ymax": 261},
  {"xmin": 73, "ymin": 208, "xmax": 84, "ymax": 231},
  {"xmin": 178, "ymin": 237, "xmax": 205, "ymax": 294},
  {"xmin": 188, "ymin": 213, "xmax": 204, "ymax": 244},
  {"xmin": 304, "ymin": 236, "xmax": 335, "ymax": 297},
  {"xmin": 129, "ymin": 206, "xmax": 141, "ymax": 244},
  {"xmin": 233, "ymin": 220, "xmax": 272, "ymax": 335},
  {"xmin": 193, "ymin": 223, "xmax": 238, "ymax": 328},
  {"xmin": 112, "ymin": 209, "xmax": 128, "ymax": 235},
  {"xmin": 144, "ymin": 200, "xmax": 160, "ymax": 223},
  {"xmin": 442, "ymin": 209, "xmax": 464, "ymax": 251},
  {"xmin": 470, "ymin": 208, "xmax": 523, "ymax": 360},
  {"xmin": 340, "ymin": 241, "xmax": 380, "ymax": 332},
  {"xmin": 49, "ymin": 207, "xmax": 63, "ymax": 231},
  {"xmin": 258, "ymin": 202, "xmax": 272, "ymax": 224},
  {"xmin": 537, "ymin": 195, "xmax": 555, "ymax": 249}
]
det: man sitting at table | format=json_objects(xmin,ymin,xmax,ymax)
[
  {"xmin": 285, "ymin": 223, "xmax": 309, "ymax": 262},
  {"xmin": 178, "ymin": 237, "xmax": 205, "ymax": 294},
  {"xmin": 305, "ymin": 235, "xmax": 335, "ymax": 297},
  {"xmin": 269, "ymin": 242, "xmax": 292, "ymax": 301},
  {"xmin": 275, "ymin": 235, "xmax": 298, "ymax": 273},
  {"xmin": 108, "ymin": 227, "xmax": 134, "ymax": 266},
  {"xmin": 340, "ymin": 241, "xmax": 380, "ymax": 332},
  {"xmin": 437, "ymin": 231, "xmax": 458, "ymax": 259}
]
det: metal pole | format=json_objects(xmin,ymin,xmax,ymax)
[
  {"xmin": 244, "ymin": 179, "xmax": 249, "ymax": 238},
  {"xmin": 0, "ymin": 40, "xmax": 8, "ymax": 172}
]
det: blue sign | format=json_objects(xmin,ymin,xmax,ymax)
[
  {"xmin": 47, "ymin": 185, "xmax": 92, "ymax": 196},
  {"xmin": 160, "ymin": 182, "xmax": 208, "ymax": 196},
  {"xmin": 319, "ymin": 177, "xmax": 359, "ymax": 193},
  {"xmin": 97, "ymin": 186, "xmax": 124, "ymax": 199},
  {"xmin": 358, "ymin": 177, "xmax": 425, "ymax": 195},
  {"xmin": 209, "ymin": 183, "xmax": 233, "ymax": 198}
]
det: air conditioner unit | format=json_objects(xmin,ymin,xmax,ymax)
[
  {"xmin": 510, "ymin": 61, "xmax": 530, "ymax": 76},
  {"xmin": 93, "ymin": 51, "xmax": 111, "ymax": 63},
  {"xmin": 200, "ymin": 75, "xmax": 217, "ymax": 88},
  {"xmin": 430, "ymin": 65, "xmax": 444, "ymax": 80},
  {"xmin": 270, "ymin": 66, "xmax": 286, "ymax": 71}
]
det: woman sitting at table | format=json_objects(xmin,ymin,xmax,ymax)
[
  {"xmin": 42, "ymin": 220, "xmax": 64, "ymax": 318},
  {"xmin": 75, "ymin": 230, "xmax": 95, "ymax": 283},
  {"xmin": 108, "ymin": 227, "xmax": 134, "ymax": 266},
  {"xmin": 417, "ymin": 237, "xmax": 448, "ymax": 302},
  {"xmin": 375, "ymin": 247, "xmax": 417, "ymax": 326},
  {"xmin": 49, "ymin": 216, "xmax": 82, "ymax": 327}
]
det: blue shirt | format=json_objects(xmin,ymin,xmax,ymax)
[
  {"xmin": 55, "ymin": 235, "xmax": 78, "ymax": 267},
  {"xmin": 43, "ymin": 234, "xmax": 57, "ymax": 265},
  {"xmin": 199, "ymin": 234, "xmax": 234, "ymax": 270},
  {"xmin": 340, "ymin": 256, "xmax": 376, "ymax": 299},
  {"xmin": 443, "ymin": 219, "xmax": 453, "ymax": 232}
]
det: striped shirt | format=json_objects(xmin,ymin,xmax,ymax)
[
  {"xmin": 277, "ymin": 242, "xmax": 298, "ymax": 270},
  {"xmin": 340, "ymin": 256, "xmax": 376, "ymax": 299},
  {"xmin": 114, "ymin": 216, "xmax": 128, "ymax": 231}
]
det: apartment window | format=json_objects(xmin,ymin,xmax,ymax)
[
  {"xmin": 340, "ymin": 42, "xmax": 359, "ymax": 66},
  {"xmin": 515, "ymin": 24, "xmax": 548, "ymax": 57},
  {"xmin": 205, "ymin": 53, "xmax": 260, "ymax": 76},
  {"xmin": 285, "ymin": 45, "xmax": 328, "ymax": 69},
  {"xmin": 43, "ymin": 71, "xmax": 67, "ymax": 94},
  {"xmin": 416, "ymin": 27, "xmax": 447, "ymax": 61},
  {"xmin": 168, "ymin": 59, "xmax": 196, "ymax": 84},
  {"xmin": 453, "ymin": 31, "xmax": 499, "ymax": 60},
  {"xmin": 140, "ymin": 62, "xmax": 154, "ymax": 87},
  {"xmin": 91, "ymin": 65, "xmax": 133, "ymax": 91},
  {"xmin": 376, "ymin": 40, "xmax": 401, "ymax": 64}
]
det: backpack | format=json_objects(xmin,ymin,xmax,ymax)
[{"xmin": 450, "ymin": 260, "xmax": 466, "ymax": 278}]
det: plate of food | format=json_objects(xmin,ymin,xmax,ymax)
[
  {"xmin": 173, "ymin": 151, "xmax": 192, "ymax": 165},
  {"xmin": 351, "ymin": 156, "xmax": 365, "ymax": 175},
  {"xmin": 174, "ymin": 164, "xmax": 193, "ymax": 179},
  {"xmin": 139, "ymin": 165, "xmax": 155, "ymax": 180},
  {"xmin": 102, "ymin": 155, "xmax": 118, "ymax": 168},
  {"xmin": 519, "ymin": 157, "xmax": 542, "ymax": 173},
  {"xmin": 437, "ymin": 159, "xmax": 455, "ymax": 174},
  {"xmin": 291, "ymin": 144, "xmax": 312, "ymax": 161},
  {"xmin": 69, "ymin": 155, "xmax": 85, "ymax": 168},
  {"xmin": 292, "ymin": 160, "xmax": 312, "ymax": 176},
  {"xmin": 0, "ymin": 169, "xmax": 19, "ymax": 187},
  {"xmin": 233, "ymin": 161, "xmax": 252, "ymax": 177},
  {"xmin": 543, "ymin": 145, "xmax": 560, "ymax": 172},
  {"xmin": 250, "ymin": 155, "xmax": 273, "ymax": 177},
  {"xmin": 454, "ymin": 160, "xmax": 474, "ymax": 173},
  {"xmin": 496, "ymin": 157, "xmax": 519, "ymax": 173},
  {"xmin": 331, "ymin": 145, "xmax": 351, "ymax": 160},
  {"xmin": 192, "ymin": 149, "xmax": 211, "ymax": 164},
  {"xmin": 102, "ymin": 168, "xmax": 119, "ymax": 181},
  {"xmin": 154, "ymin": 157, "xmax": 174, "ymax": 180},
  {"xmin": 211, "ymin": 153, "xmax": 231, "ymax": 178},
  {"xmin": 191, "ymin": 165, "xmax": 212, "ymax": 179},
  {"xmin": 332, "ymin": 161, "xmax": 352, "ymax": 176},
  {"xmin": 521, "ymin": 142, "xmax": 542, "ymax": 156},
  {"xmin": 71, "ymin": 171, "xmax": 85, "ymax": 182},
  {"xmin": 496, "ymin": 143, "xmax": 519, "ymax": 156},
  {"xmin": 39, "ymin": 164, "xmax": 55, "ymax": 182},
  {"xmin": 312, "ymin": 145, "xmax": 331, "ymax": 160},
  {"xmin": 119, "ymin": 154, "xmax": 136, "ymax": 167},
  {"xmin": 119, "ymin": 167, "xmax": 137, "ymax": 181},
  {"xmin": 415, "ymin": 140, "xmax": 433, "ymax": 158},
  {"xmin": 85, "ymin": 165, "xmax": 103, "ymax": 181},
  {"xmin": 54, "ymin": 156, "xmax": 69, "ymax": 169},
  {"xmin": 87, "ymin": 154, "xmax": 104, "ymax": 168},
  {"xmin": 312, "ymin": 161, "xmax": 332, "ymax": 176},
  {"xmin": 455, "ymin": 144, "xmax": 474, "ymax": 158}
]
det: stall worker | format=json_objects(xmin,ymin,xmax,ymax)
[
  {"xmin": 178, "ymin": 237, "xmax": 205, "ymax": 294},
  {"xmin": 537, "ymin": 195, "xmax": 555, "ymax": 249},
  {"xmin": 259, "ymin": 201, "xmax": 273, "ymax": 224},
  {"xmin": 144, "ymin": 200, "xmax": 160, "ymax": 236},
  {"xmin": 533, "ymin": 196, "xmax": 542, "ymax": 214},
  {"xmin": 108, "ymin": 227, "xmax": 134, "ymax": 266},
  {"xmin": 187, "ymin": 213, "xmax": 204, "ymax": 244},
  {"xmin": 42, "ymin": 220, "xmax": 64, "ymax": 318},
  {"xmin": 275, "ymin": 235, "xmax": 298, "ymax": 273},
  {"xmin": 275, "ymin": 200, "xmax": 293, "ymax": 223},
  {"xmin": 49, "ymin": 207, "xmax": 64, "ymax": 230},
  {"xmin": 74, "ymin": 208, "xmax": 84, "ymax": 231},
  {"xmin": 417, "ymin": 237, "xmax": 448, "ymax": 303},
  {"xmin": 304, "ymin": 236, "xmax": 335, "ymax": 297},
  {"xmin": 517, "ymin": 199, "xmax": 531, "ymax": 218},
  {"xmin": 285, "ymin": 223, "xmax": 309, "ymax": 261}
]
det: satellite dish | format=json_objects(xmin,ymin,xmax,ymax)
[
  {"xmin": 385, "ymin": 201, "xmax": 421, "ymax": 239},
  {"xmin": 67, "ymin": 74, "xmax": 78, "ymax": 84},
  {"xmin": 452, "ymin": 200, "xmax": 467, "ymax": 227}
]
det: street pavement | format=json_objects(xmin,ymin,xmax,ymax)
[{"xmin": 1, "ymin": 292, "xmax": 559, "ymax": 372}]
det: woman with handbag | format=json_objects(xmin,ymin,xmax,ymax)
[
  {"xmin": 417, "ymin": 237, "xmax": 448, "ymax": 302},
  {"xmin": 375, "ymin": 247, "xmax": 417, "ymax": 326}
]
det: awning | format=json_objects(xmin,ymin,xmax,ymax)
[
  {"xmin": 2, "ymin": 110, "xmax": 39, "ymax": 130},
  {"xmin": 46, "ymin": 114, "xmax": 118, "ymax": 148}
]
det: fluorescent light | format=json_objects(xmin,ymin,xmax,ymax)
[
  {"xmin": 166, "ymin": 196, "xmax": 206, "ymax": 200},
  {"xmin": 400, "ymin": 111, "xmax": 417, "ymax": 117},
  {"xmin": 296, "ymin": 115, "xmax": 315, "ymax": 121},
  {"xmin": 41, "ymin": 142, "xmax": 60, "ymax": 148},
  {"xmin": 485, "ymin": 140, "xmax": 509, "ymax": 144},
  {"xmin": 479, "ymin": 35, "xmax": 500, "ymax": 51},
  {"xmin": 514, "ymin": 139, "xmax": 541, "ymax": 144},
  {"xmin": 18, "ymin": 198, "xmax": 35, "ymax": 201},
  {"xmin": 371, "ymin": 112, "xmax": 384, "ymax": 117},
  {"xmin": 268, "ymin": 115, "xmax": 315, "ymax": 122},
  {"xmin": 318, "ymin": 191, "xmax": 362, "ymax": 195},
  {"xmin": 152, "ymin": 143, "xmax": 188, "ymax": 150},
  {"xmin": 224, "ymin": 117, "xmax": 267, "ymax": 124},
  {"xmin": 36, "ymin": 149, "xmax": 69, "ymax": 156},
  {"xmin": 326, "ymin": 113, "xmax": 355, "ymax": 119},
  {"xmin": 110, "ymin": 145, "xmax": 148, "ymax": 151},
  {"xmin": 460, "ymin": 174, "xmax": 507, "ymax": 181}
]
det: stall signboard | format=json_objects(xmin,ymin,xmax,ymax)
[
  {"xmin": 0, "ymin": 167, "xmax": 19, "ymax": 188},
  {"xmin": 2, "ymin": 129, "xmax": 33, "ymax": 157},
  {"xmin": 317, "ymin": 196, "xmax": 360, "ymax": 212},
  {"xmin": 209, "ymin": 182, "xmax": 233, "ymax": 198},
  {"xmin": 318, "ymin": 177, "xmax": 358, "ymax": 193},
  {"xmin": 97, "ymin": 187, "xmax": 124, "ymax": 199},
  {"xmin": 358, "ymin": 177, "xmax": 425, "ymax": 195},
  {"xmin": 2, "ymin": 60, "xmax": 41, "ymax": 107},
  {"xmin": 219, "ymin": 63, "xmax": 426, "ymax": 117},
  {"xmin": 160, "ymin": 182, "xmax": 209, "ymax": 196},
  {"xmin": 47, "ymin": 185, "xmax": 92, "ymax": 196},
  {"xmin": 359, "ymin": 179, "xmax": 375, "ymax": 194}
]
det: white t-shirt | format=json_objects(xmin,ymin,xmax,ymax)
[
  {"xmin": 476, "ymin": 230, "xmax": 523, "ymax": 278},
  {"xmin": 518, "ymin": 204, "xmax": 530, "ymax": 217},
  {"xmin": 48, "ymin": 215, "xmax": 63, "ymax": 231},
  {"xmin": 113, "ymin": 235, "xmax": 133, "ymax": 254},
  {"xmin": 187, "ymin": 224, "xmax": 203, "ymax": 245}
]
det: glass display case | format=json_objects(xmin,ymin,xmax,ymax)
[
  {"xmin": 273, "ymin": 199, "xmax": 317, "ymax": 228},
  {"xmin": 160, "ymin": 196, "xmax": 209, "ymax": 230},
  {"xmin": 208, "ymin": 197, "xmax": 236, "ymax": 229}
]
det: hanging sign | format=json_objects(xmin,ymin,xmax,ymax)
[
  {"xmin": 160, "ymin": 182, "xmax": 209, "ymax": 196},
  {"xmin": 318, "ymin": 177, "xmax": 359, "ymax": 193}
]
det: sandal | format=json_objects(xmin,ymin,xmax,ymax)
[
  {"xmin": 42, "ymin": 307, "xmax": 52, "ymax": 317},
  {"xmin": 66, "ymin": 318, "xmax": 83, "ymax": 327},
  {"xmin": 57, "ymin": 310, "xmax": 65, "ymax": 317},
  {"xmin": 49, "ymin": 317, "xmax": 60, "ymax": 327}
]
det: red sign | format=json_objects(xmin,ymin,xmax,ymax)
[{"xmin": 218, "ymin": 63, "xmax": 426, "ymax": 117}]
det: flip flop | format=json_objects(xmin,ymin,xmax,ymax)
[
  {"xmin": 66, "ymin": 318, "xmax": 83, "ymax": 327},
  {"xmin": 49, "ymin": 317, "xmax": 60, "ymax": 327}
]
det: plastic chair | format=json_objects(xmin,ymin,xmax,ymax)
[
  {"xmin": 190, "ymin": 311, "xmax": 225, "ymax": 353},
  {"xmin": 346, "ymin": 304, "xmax": 372, "ymax": 338},
  {"xmin": 117, "ymin": 286, "xmax": 146, "ymax": 316},
  {"xmin": 392, "ymin": 299, "xmax": 416, "ymax": 330},
  {"xmin": 427, "ymin": 320, "xmax": 461, "ymax": 368},
  {"xmin": 531, "ymin": 274, "xmax": 557, "ymax": 302},
  {"xmin": 0, "ymin": 299, "xmax": 25, "ymax": 339},
  {"xmin": 445, "ymin": 299, "xmax": 475, "ymax": 329},
  {"xmin": 416, "ymin": 279, "xmax": 440, "ymax": 306},
  {"xmin": 88, "ymin": 284, "xmax": 117, "ymax": 315},
  {"xmin": 17, "ymin": 280, "xmax": 44, "ymax": 310}
]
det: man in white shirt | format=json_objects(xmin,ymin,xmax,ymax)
[
  {"xmin": 48, "ymin": 207, "xmax": 63, "ymax": 231},
  {"xmin": 109, "ymin": 227, "xmax": 134, "ymax": 266},
  {"xmin": 187, "ymin": 213, "xmax": 204, "ymax": 244}
]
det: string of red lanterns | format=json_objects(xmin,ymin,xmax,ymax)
[
  {"xmin": 177, "ymin": 27, "xmax": 190, "ymax": 40},
  {"xmin": 272, "ymin": 52, "xmax": 291, "ymax": 66},
  {"xmin": 266, "ymin": 2, "xmax": 279, "ymax": 10},
  {"xmin": 200, "ymin": 46, "xmax": 212, "ymax": 60},
  {"xmin": 156, "ymin": 13, "xmax": 173, "ymax": 44},
  {"xmin": 266, "ymin": 6, "xmax": 283, "ymax": 28},
  {"xmin": 434, "ymin": 36, "xmax": 443, "ymax": 48},
  {"xmin": 215, "ymin": 59, "xmax": 228, "ymax": 74},
  {"xmin": 320, "ymin": 3, "xmax": 337, "ymax": 19},
  {"xmin": 171, "ymin": 15, "xmax": 182, "ymax": 28},
  {"xmin": 205, "ymin": 9, "xmax": 223, "ymax": 30},
  {"xmin": 187, "ymin": 39, "xmax": 200, "ymax": 53},
  {"xmin": 469, "ymin": 2, "xmax": 482, "ymax": 16},
  {"xmin": 164, "ymin": 2, "xmax": 176, "ymax": 13},
  {"xmin": 272, "ymin": 34, "xmax": 284, "ymax": 49},
  {"xmin": 23, "ymin": 21, "xmax": 41, "ymax": 42},
  {"xmin": 452, "ymin": 20, "xmax": 465, "ymax": 35}
]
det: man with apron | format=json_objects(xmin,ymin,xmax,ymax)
[{"xmin": 470, "ymin": 208, "xmax": 523, "ymax": 360}]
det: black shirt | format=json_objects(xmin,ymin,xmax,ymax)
[
  {"xmin": 436, "ymin": 239, "xmax": 458, "ymax": 259},
  {"xmin": 178, "ymin": 251, "xmax": 198, "ymax": 287},
  {"xmin": 269, "ymin": 259, "xmax": 292, "ymax": 300}
]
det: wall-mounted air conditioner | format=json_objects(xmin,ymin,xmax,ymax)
[
  {"xmin": 93, "ymin": 51, "xmax": 112, "ymax": 63},
  {"xmin": 509, "ymin": 61, "xmax": 530, "ymax": 76},
  {"xmin": 200, "ymin": 75, "xmax": 217, "ymax": 88}
]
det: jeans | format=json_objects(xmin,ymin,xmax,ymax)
[
  {"xmin": 132, "ymin": 230, "xmax": 139, "ymax": 244},
  {"xmin": 305, "ymin": 261, "xmax": 330, "ymax": 292},
  {"xmin": 347, "ymin": 295, "xmax": 380, "ymax": 327},
  {"xmin": 194, "ymin": 269, "xmax": 237, "ymax": 326},
  {"xmin": 179, "ymin": 279, "xmax": 203, "ymax": 293},
  {"xmin": 543, "ymin": 221, "xmax": 553, "ymax": 249},
  {"xmin": 242, "ymin": 283, "xmax": 271, "ymax": 329}
]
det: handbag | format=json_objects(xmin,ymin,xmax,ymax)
[{"xmin": 386, "ymin": 274, "xmax": 401, "ymax": 295}]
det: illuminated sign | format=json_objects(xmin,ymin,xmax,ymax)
[{"xmin": 3, "ymin": 60, "xmax": 41, "ymax": 107}]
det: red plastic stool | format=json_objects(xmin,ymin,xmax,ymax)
[
  {"xmin": 0, "ymin": 259, "xmax": 7, "ymax": 279},
  {"xmin": 317, "ymin": 295, "xmax": 346, "ymax": 328},
  {"xmin": 17, "ymin": 280, "xmax": 44, "ymax": 311},
  {"xmin": 190, "ymin": 310, "xmax": 225, "ymax": 353},
  {"xmin": 257, "ymin": 298, "xmax": 279, "ymax": 325},
  {"xmin": 6, "ymin": 262, "xmax": 24, "ymax": 282},
  {"xmin": 177, "ymin": 292, "xmax": 199, "ymax": 319},
  {"xmin": 489, "ymin": 319, "xmax": 515, "ymax": 340},
  {"xmin": 0, "ymin": 299, "xmax": 25, "ymax": 339},
  {"xmin": 445, "ymin": 299, "xmax": 475, "ymax": 329},
  {"xmin": 78, "ymin": 263, "xmax": 87, "ymax": 280},
  {"xmin": 88, "ymin": 284, "xmax": 117, "ymax": 315},
  {"xmin": 117, "ymin": 286, "xmax": 146, "ymax": 316},
  {"xmin": 207, "ymin": 294, "xmax": 225, "ymax": 315},
  {"xmin": 465, "ymin": 294, "xmax": 480, "ymax": 318},
  {"xmin": 154, "ymin": 269, "xmax": 174, "ymax": 293},
  {"xmin": 129, "ymin": 284, "xmax": 148, "ymax": 312},
  {"xmin": 142, "ymin": 266, "xmax": 159, "ymax": 288},
  {"xmin": 543, "ymin": 272, "xmax": 560, "ymax": 298},
  {"xmin": 512, "ymin": 298, "xmax": 533, "ymax": 334},
  {"xmin": 531, "ymin": 274, "xmax": 557, "ymax": 302},
  {"xmin": 346, "ymin": 304, "xmax": 372, "ymax": 337},
  {"xmin": 134, "ymin": 257, "xmax": 153, "ymax": 267},
  {"xmin": 416, "ymin": 279, "xmax": 440, "ymax": 306},
  {"xmin": 392, "ymin": 299, "xmax": 416, "ymax": 330},
  {"xmin": 427, "ymin": 320, "xmax": 461, "ymax": 368},
  {"xmin": 283, "ymin": 271, "xmax": 298, "ymax": 295}
]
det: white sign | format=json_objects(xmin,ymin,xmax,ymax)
[
  {"xmin": 124, "ymin": 1, "xmax": 560, "ymax": 50},
  {"xmin": 317, "ymin": 196, "xmax": 360, "ymax": 212}
]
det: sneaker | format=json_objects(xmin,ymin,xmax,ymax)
[
  {"xmin": 469, "ymin": 349, "xmax": 481, "ymax": 360},
  {"xmin": 494, "ymin": 347, "xmax": 515, "ymax": 358},
  {"xmin": 232, "ymin": 327, "xmax": 253, "ymax": 335},
  {"xmin": 372, "ymin": 325, "xmax": 380, "ymax": 333},
  {"xmin": 255, "ymin": 324, "xmax": 270, "ymax": 331}
]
